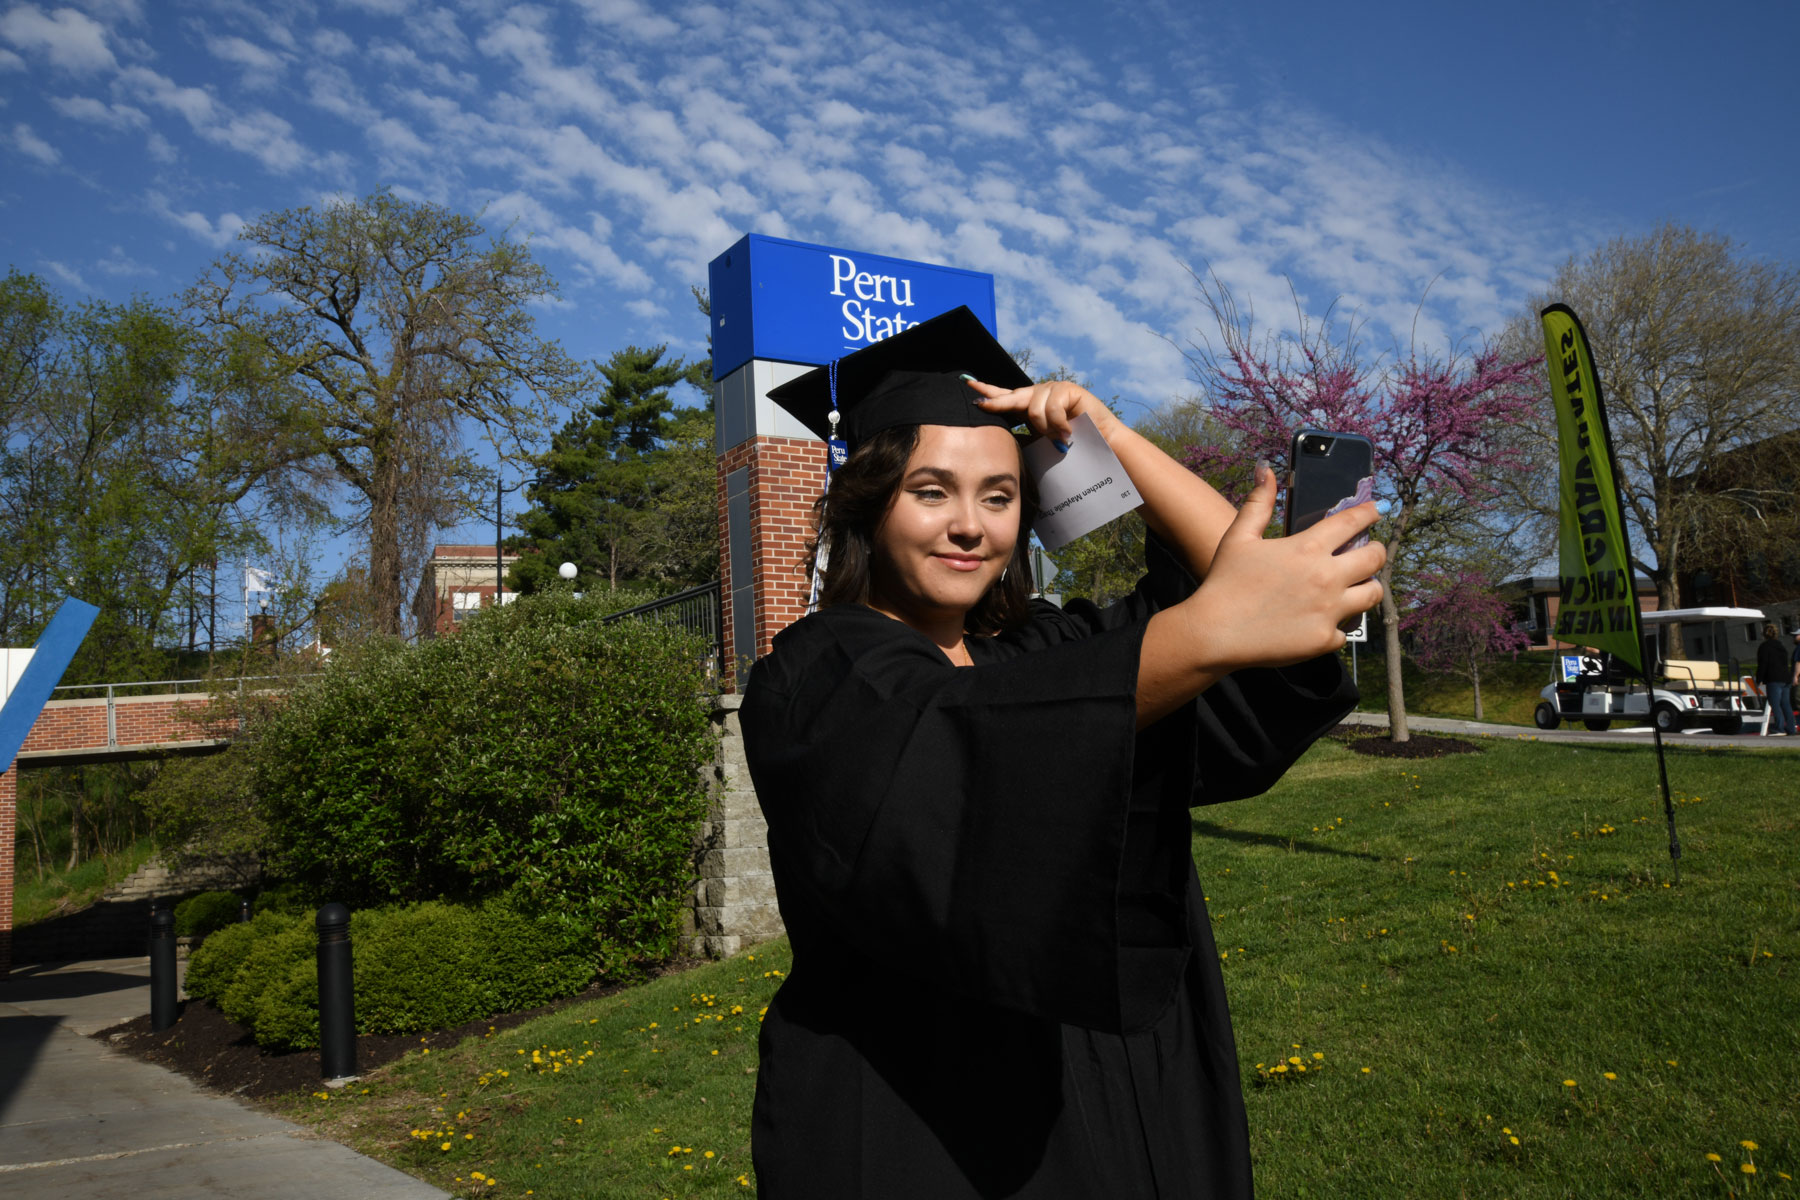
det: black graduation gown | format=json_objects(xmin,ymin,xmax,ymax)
[{"xmin": 739, "ymin": 537, "xmax": 1357, "ymax": 1198}]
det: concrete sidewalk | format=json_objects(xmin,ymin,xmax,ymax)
[
  {"xmin": 0, "ymin": 956, "xmax": 449, "ymax": 1199},
  {"xmin": 1340, "ymin": 709, "xmax": 1800, "ymax": 750}
]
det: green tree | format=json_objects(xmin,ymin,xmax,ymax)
[
  {"xmin": 510, "ymin": 345, "xmax": 712, "ymax": 592},
  {"xmin": 186, "ymin": 193, "xmax": 587, "ymax": 635},
  {"xmin": 1501, "ymin": 225, "xmax": 1800, "ymax": 646},
  {"xmin": 0, "ymin": 270, "xmax": 284, "ymax": 684}
]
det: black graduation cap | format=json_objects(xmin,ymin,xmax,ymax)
[{"xmin": 767, "ymin": 305, "xmax": 1033, "ymax": 453}]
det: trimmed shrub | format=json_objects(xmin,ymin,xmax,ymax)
[
  {"xmin": 350, "ymin": 901, "xmax": 592, "ymax": 1037},
  {"xmin": 184, "ymin": 910, "xmax": 293, "ymax": 1004},
  {"xmin": 218, "ymin": 915, "xmax": 314, "ymax": 1032},
  {"xmin": 255, "ymin": 592, "xmax": 715, "ymax": 976},
  {"xmin": 181, "ymin": 901, "xmax": 594, "ymax": 1051},
  {"xmin": 173, "ymin": 890, "xmax": 242, "ymax": 939}
]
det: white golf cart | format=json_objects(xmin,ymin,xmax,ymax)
[{"xmin": 1533, "ymin": 606, "xmax": 1770, "ymax": 735}]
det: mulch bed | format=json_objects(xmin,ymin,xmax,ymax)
[
  {"xmin": 93, "ymin": 957, "xmax": 705, "ymax": 1100},
  {"xmin": 1328, "ymin": 723, "xmax": 1483, "ymax": 759}
]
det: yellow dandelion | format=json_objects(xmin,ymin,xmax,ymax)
[
  {"xmin": 1509, "ymin": 1136, "xmax": 1520, "ymax": 1146},
  {"xmin": 1706, "ymin": 1153, "xmax": 1722, "ymax": 1162},
  {"xmin": 1563, "ymin": 1079, "xmax": 1577, "ymax": 1088},
  {"xmin": 705, "ymin": 1151, "xmax": 716, "ymax": 1159},
  {"xmin": 1742, "ymin": 1164, "xmax": 1757, "ymax": 1175},
  {"xmin": 1603, "ymin": 1072, "xmax": 1617, "ymax": 1080},
  {"xmin": 1741, "ymin": 1140, "xmax": 1759, "ymax": 1151}
]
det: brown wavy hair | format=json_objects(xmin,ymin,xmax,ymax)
[{"xmin": 807, "ymin": 424, "xmax": 1037, "ymax": 636}]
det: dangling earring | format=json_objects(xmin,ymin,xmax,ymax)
[{"xmin": 1001, "ymin": 566, "xmax": 1010, "ymax": 585}]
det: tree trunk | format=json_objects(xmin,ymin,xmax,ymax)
[
  {"xmin": 369, "ymin": 440, "xmax": 403, "ymax": 637},
  {"xmin": 1470, "ymin": 654, "xmax": 1484, "ymax": 721},
  {"xmin": 1660, "ymin": 573, "xmax": 1685, "ymax": 660},
  {"xmin": 66, "ymin": 795, "xmax": 83, "ymax": 871},
  {"xmin": 1380, "ymin": 566, "xmax": 1410, "ymax": 742}
]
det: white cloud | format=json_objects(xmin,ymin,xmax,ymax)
[
  {"xmin": 0, "ymin": 3, "xmax": 115, "ymax": 72},
  {"xmin": 95, "ymin": 244, "xmax": 155, "ymax": 275},
  {"xmin": 0, "ymin": 44, "xmax": 22, "ymax": 70},
  {"xmin": 483, "ymin": 189, "xmax": 652, "ymax": 291},
  {"xmin": 204, "ymin": 34, "xmax": 286, "ymax": 87},
  {"xmin": 12, "ymin": 121, "xmax": 59, "ymax": 163},
  {"xmin": 573, "ymin": 0, "xmax": 679, "ymax": 40},
  {"xmin": 950, "ymin": 102, "xmax": 1028, "ymax": 140},
  {"xmin": 41, "ymin": 258, "xmax": 88, "ymax": 290},
  {"xmin": 303, "ymin": 63, "xmax": 368, "ymax": 119},
  {"xmin": 50, "ymin": 92, "xmax": 146, "ymax": 129},
  {"xmin": 334, "ymin": 0, "xmax": 410, "ymax": 15},
  {"xmin": 117, "ymin": 65, "xmax": 312, "ymax": 172},
  {"xmin": 146, "ymin": 189, "xmax": 245, "ymax": 247},
  {"xmin": 312, "ymin": 26, "xmax": 354, "ymax": 57}
]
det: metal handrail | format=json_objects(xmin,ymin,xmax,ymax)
[
  {"xmin": 602, "ymin": 580, "xmax": 723, "ymax": 674},
  {"xmin": 49, "ymin": 675, "xmax": 303, "ymax": 695}
]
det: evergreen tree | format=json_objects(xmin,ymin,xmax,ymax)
[{"xmin": 510, "ymin": 346, "xmax": 712, "ymax": 592}]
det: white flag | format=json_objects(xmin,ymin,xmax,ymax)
[{"xmin": 244, "ymin": 567, "xmax": 275, "ymax": 594}]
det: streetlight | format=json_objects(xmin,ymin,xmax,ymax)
[{"xmin": 558, "ymin": 562, "xmax": 578, "ymax": 581}]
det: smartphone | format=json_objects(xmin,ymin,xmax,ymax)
[{"xmin": 1285, "ymin": 430, "xmax": 1374, "ymax": 547}]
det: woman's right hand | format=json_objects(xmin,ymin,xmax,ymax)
[{"xmin": 1136, "ymin": 463, "xmax": 1384, "ymax": 727}]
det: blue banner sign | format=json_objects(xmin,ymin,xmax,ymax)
[
  {"xmin": 0, "ymin": 597, "xmax": 98, "ymax": 773},
  {"xmin": 708, "ymin": 234, "xmax": 999, "ymax": 379}
]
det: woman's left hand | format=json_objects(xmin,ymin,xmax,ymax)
[{"xmin": 965, "ymin": 378, "xmax": 1122, "ymax": 449}]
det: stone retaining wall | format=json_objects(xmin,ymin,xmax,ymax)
[
  {"xmin": 683, "ymin": 694, "xmax": 783, "ymax": 957},
  {"xmin": 9, "ymin": 855, "xmax": 257, "ymax": 966}
]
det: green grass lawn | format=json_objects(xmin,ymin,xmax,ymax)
[
  {"xmin": 279, "ymin": 737, "xmax": 1798, "ymax": 1198},
  {"xmin": 12, "ymin": 835, "xmax": 157, "ymax": 926},
  {"xmin": 1353, "ymin": 650, "xmax": 1556, "ymax": 726}
]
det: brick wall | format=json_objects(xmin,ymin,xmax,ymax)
[
  {"xmin": 1, "ymin": 692, "xmax": 237, "ymax": 977},
  {"xmin": 1, "ymin": 768, "xmax": 13, "ymax": 976},
  {"xmin": 21, "ymin": 694, "xmax": 234, "ymax": 755},
  {"xmin": 719, "ymin": 435, "xmax": 826, "ymax": 674}
]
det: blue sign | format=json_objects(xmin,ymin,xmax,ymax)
[
  {"xmin": 0, "ymin": 597, "xmax": 99, "ymax": 773},
  {"xmin": 708, "ymin": 234, "xmax": 998, "ymax": 379}
]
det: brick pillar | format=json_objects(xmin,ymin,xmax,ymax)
[
  {"xmin": 716, "ymin": 359, "xmax": 828, "ymax": 686},
  {"xmin": 1, "ymin": 766, "xmax": 15, "ymax": 978},
  {"xmin": 719, "ymin": 437, "xmax": 827, "ymax": 678}
]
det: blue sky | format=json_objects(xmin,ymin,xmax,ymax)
[{"xmin": 4, "ymin": 0, "xmax": 1796, "ymax": 564}]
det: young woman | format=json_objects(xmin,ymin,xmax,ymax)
[{"xmin": 742, "ymin": 309, "xmax": 1384, "ymax": 1199}]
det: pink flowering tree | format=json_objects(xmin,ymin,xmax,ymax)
[
  {"xmin": 1180, "ymin": 282, "xmax": 1542, "ymax": 741},
  {"xmin": 1400, "ymin": 570, "xmax": 1532, "ymax": 721}
]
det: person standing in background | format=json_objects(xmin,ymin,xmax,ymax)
[{"xmin": 1755, "ymin": 623, "xmax": 1794, "ymax": 736}]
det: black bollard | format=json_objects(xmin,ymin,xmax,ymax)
[
  {"xmin": 316, "ymin": 902, "xmax": 356, "ymax": 1080},
  {"xmin": 149, "ymin": 904, "xmax": 177, "ymax": 1031},
  {"xmin": 240, "ymin": 898, "xmax": 251, "ymax": 923}
]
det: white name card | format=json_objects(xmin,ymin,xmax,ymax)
[{"xmin": 1023, "ymin": 413, "xmax": 1141, "ymax": 553}]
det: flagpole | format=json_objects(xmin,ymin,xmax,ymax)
[{"xmin": 1644, "ymin": 670, "xmax": 1681, "ymax": 885}]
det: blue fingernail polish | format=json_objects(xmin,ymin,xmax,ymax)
[
  {"xmin": 959, "ymin": 373, "xmax": 976, "ymax": 381},
  {"xmin": 1054, "ymin": 440, "xmax": 1070, "ymax": 454}
]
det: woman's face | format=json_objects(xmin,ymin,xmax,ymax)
[{"xmin": 868, "ymin": 423, "xmax": 1022, "ymax": 628}]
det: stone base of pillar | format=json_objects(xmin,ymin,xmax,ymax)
[{"xmin": 683, "ymin": 695, "xmax": 783, "ymax": 958}]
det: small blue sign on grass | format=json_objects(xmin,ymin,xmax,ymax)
[{"xmin": 708, "ymin": 234, "xmax": 999, "ymax": 379}]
